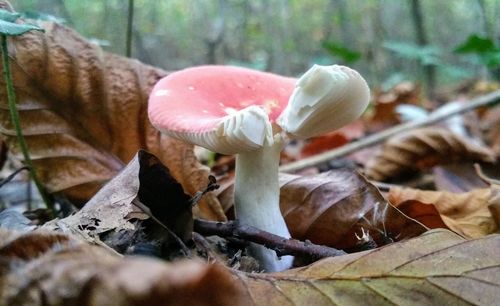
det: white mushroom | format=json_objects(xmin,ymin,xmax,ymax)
[{"xmin": 148, "ymin": 64, "xmax": 370, "ymax": 272}]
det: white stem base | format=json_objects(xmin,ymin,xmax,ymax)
[{"xmin": 234, "ymin": 138, "xmax": 293, "ymax": 272}]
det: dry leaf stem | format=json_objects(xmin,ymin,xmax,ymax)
[
  {"xmin": 194, "ymin": 219, "xmax": 346, "ymax": 259},
  {"xmin": 0, "ymin": 35, "xmax": 53, "ymax": 212},
  {"xmin": 280, "ymin": 90, "xmax": 500, "ymax": 172}
]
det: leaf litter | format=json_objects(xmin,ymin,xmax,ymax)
[{"xmin": 0, "ymin": 3, "xmax": 499, "ymax": 305}]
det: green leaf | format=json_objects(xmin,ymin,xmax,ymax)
[
  {"xmin": 0, "ymin": 9, "xmax": 21, "ymax": 23},
  {"xmin": 454, "ymin": 35, "xmax": 500, "ymax": 68},
  {"xmin": 0, "ymin": 8, "xmax": 43, "ymax": 36},
  {"xmin": 483, "ymin": 52, "xmax": 500, "ymax": 68},
  {"xmin": 454, "ymin": 34, "xmax": 496, "ymax": 54},
  {"xmin": 20, "ymin": 10, "xmax": 66, "ymax": 24},
  {"xmin": 322, "ymin": 41, "xmax": 361, "ymax": 64},
  {"xmin": 383, "ymin": 41, "xmax": 442, "ymax": 66}
]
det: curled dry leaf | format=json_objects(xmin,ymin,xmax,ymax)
[
  {"xmin": 44, "ymin": 150, "xmax": 194, "ymax": 249},
  {"xmin": 0, "ymin": 229, "xmax": 246, "ymax": 306},
  {"xmin": 364, "ymin": 127, "xmax": 496, "ymax": 181},
  {"xmin": 388, "ymin": 184, "xmax": 499, "ymax": 238},
  {"xmin": 232, "ymin": 229, "xmax": 500, "ymax": 305},
  {"xmin": 0, "ymin": 13, "xmax": 224, "ymax": 220},
  {"xmin": 218, "ymin": 170, "xmax": 427, "ymax": 250}
]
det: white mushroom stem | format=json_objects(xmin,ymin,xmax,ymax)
[{"xmin": 234, "ymin": 134, "xmax": 293, "ymax": 272}]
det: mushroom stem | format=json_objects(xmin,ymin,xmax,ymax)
[{"xmin": 234, "ymin": 135, "xmax": 293, "ymax": 272}]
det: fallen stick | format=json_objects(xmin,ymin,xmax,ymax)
[
  {"xmin": 194, "ymin": 219, "xmax": 346, "ymax": 259},
  {"xmin": 280, "ymin": 90, "xmax": 500, "ymax": 173}
]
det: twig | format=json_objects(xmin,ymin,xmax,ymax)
[
  {"xmin": 370, "ymin": 174, "xmax": 435, "ymax": 192},
  {"xmin": 280, "ymin": 90, "xmax": 500, "ymax": 173},
  {"xmin": 189, "ymin": 175, "xmax": 219, "ymax": 206},
  {"xmin": 474, "ymin": 163, "xmax": 500, "ymax": 185},
  {"xmin": 1, "ymin": 35, "xmax": 53, "ymax": 212},
  {"xmin": 193, "ymin": 219, "xmax": 346, "ymax": 259},
  {"xmin": 0, "ymin": 166, "xmax": 29, "ymax": 188},
  {"xmin": 131, "ymin": 198, "xmax": 192, "ymax": 257}
]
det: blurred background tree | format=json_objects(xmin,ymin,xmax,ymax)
[{"xmin": 11, "ymin": 0, "xmax": 500, "ymax": 98}]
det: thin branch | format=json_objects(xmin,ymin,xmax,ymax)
[
  {"xmin": 280, "ymin": 90, "xmax": 500, "ymax": 173},
  {"xmin": 194, "ymin": 219, "xmax": 346, "ymax": 259},
  {"xmin": 0, "ymin": 166, "xmax": 29, "ymax": 188}
]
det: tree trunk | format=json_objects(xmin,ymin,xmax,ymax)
[
  {"xmin": 204, "ymin": 0, "xmax": 226, "ymax": 64},
  {"xmin": 410, "ymin": 0, "xmax": 436, "ymax": 99}
]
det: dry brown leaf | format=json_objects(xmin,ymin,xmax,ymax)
[
  {"xmin": 3, "ymin": 228, "xmax": 500, "ymax": 305},
  {"xmin": 481, "ymin": 106, "xmax": 500, "ymax": 156},
  {"xmin": 43, "ymin": 150, "xmax": 196, "ymax": 250},
  {"xmin": 218, "ymin": 170, "xmax": 427, "ymax": 250},
  {"xmin": 433, "ymin": 163, "xmax": 489, "ymax": 193},
  {"xmin": 364, "ymin": 127, "xmax": 496, "ymax": 181},
  {"xmin": 0, "ymin": 229, "xmax": 246, "ymax": 306},
  {"xmin": 0, "ymin": 13, "xmax": 224, "ymax": 220},
  {"xmin": 367, "ymin": 81, "xmax": 422, "ymax": 131},
  {"xmin": 232, "ymin": 229, "xmax": 500, "ymax": 305},
  {"xmin": 388, "ymin": 185, "xmax": 499, "ymax": 238}
]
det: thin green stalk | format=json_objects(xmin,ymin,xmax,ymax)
[
  {"xmin": 1, "ymin": 34, "xmax": 53, "ymax": 213},
  {"xmin": 126, "ymin": 0, "xmax": 134, "ymax": 57}
]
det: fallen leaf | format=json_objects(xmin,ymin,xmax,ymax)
[
  {"xmin": 395, "ymin": 200, "xmax": 449, "ymax": 229},
  {"xmin": 292, "ymin": 120, "xmax": 365, "ymax": 160},
  {"xmin": 364, "ymin": 127, "xmax": 496, "ymax": 181},
  {"xmin": 137, "ymin": 150, "xmax": 193, "ymax": 244},
  {"xmin": 481, "ymin": 106, "xmax": 500, "ymax": 156},
  {"xmin": 433, "ymin": 163, "xmax": 489, "ymax": 193},
  {"xmin": 300, "ymin": 132, "xmax": 349, "ymax": 158},
  {"xmin": 218, "ymin": 170, "xmax": 427, "ymax": 250},
  {"xmin": 0, "ymin": 12, "xmax": 224, "ymax": 220},
  {"xmin": 44, "ymin": 150, "xmax": 194, "ymax": 248},
  {"xmin": 368, "ymin": 82, "xmax": 422, "ymax": 131},
  {"xmin": 0, "ymin": 229, "xmax": 246, "ymax": 306},
  {"xmin": 388, "ymin": 186, "xmax": 498, "ymax": 238},
  {"xmin": 233, "ymin": 229, "xmax": 500, "ymax": 305}
]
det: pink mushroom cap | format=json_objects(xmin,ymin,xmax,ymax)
[{"xmin": 148, "ymin": 65, "xmax": 296, "ymax": 154}]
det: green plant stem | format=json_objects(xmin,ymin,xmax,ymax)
[
  {"xmin": 126, "ymin": 0, "xmax": 134, "ymax": 57},
  {"xmin": 1, "ymin": 34, "xmax": 53, "ymax": 213}
]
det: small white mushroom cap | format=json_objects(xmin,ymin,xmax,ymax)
[{"xmin": 277, "ymin": 65, "xmax": 370, "ymax": 139}]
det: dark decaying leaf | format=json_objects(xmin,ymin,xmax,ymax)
[
  {"xmin": 0, "ymin": 6, "xmax": 225, "ymax": 220},
  {"xmin": 233, "ymin": 229, "xmax": 500, "ymax": 305},
  {"xmin": 137, "ymin": 150, "xmax": 193, "ymax": 243},
  {"xmin": 0, "ymin": 229, "xmax": 246, "ymax": 306},
  {"xmin": 44, "ymin": 150, "xmax": 195, "ymax": 252},
  {"xmin": 218, "ymin": 170, "xmax": 428, "ymax": 250},
  {"xmin": 364, "ymin": 127, "xmax": 496, "ymax": 181}
]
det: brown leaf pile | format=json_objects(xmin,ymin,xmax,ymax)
[
  {"xmin": 0, "ymin": 16, "xmax": 224, "ymax": 220},
  {"xmin": 0, "ymin": 229, "xmax": 245, "ymax": 306},
  {"xmin": 218, "ymin": 170, "xmax": 427, "ymax": 249},
  {"xmin": 388, "ymin": 185, "xmax": 499, "ymax": 238},
  {"xmin": 236, "ymin": 229, "xmax": 500, "ymax": 305},
  {"xmin": 364, "ymin": 127, "xmax": 496, "ymax": 181},
  {"xmin": 3, "ymin": 227, "xmax": 499, "ymax": 305}
]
